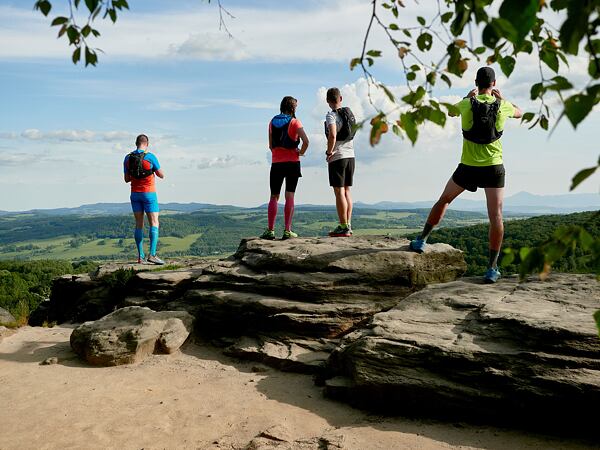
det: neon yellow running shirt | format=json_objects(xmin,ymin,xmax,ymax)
[{"xmin": 454, "ymin": 94, "xmax": 515, "ymax": 167}]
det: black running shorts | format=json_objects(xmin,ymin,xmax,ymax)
[
  {"xmin": 328, "ymin": 157, "xmax": 355, "ymax": 187},
  {"xmin": 452, "ymin": 163, "xmax": 505, "ymax": 192},
  {"xmin": 270, "ymin": 161, "xmax": 302, "ymax": 195}
]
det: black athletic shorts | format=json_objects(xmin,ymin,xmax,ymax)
[
  {"xmin": 270, "ymin": 161, "xmax": 302, "ymax": 195},
  {"xmin": 328, "ymin": 157, "xmax": 355, "ymax": 187},
  {"xmin": 452, "ymin": 163, "xmax": 505, "ymax": 192}
]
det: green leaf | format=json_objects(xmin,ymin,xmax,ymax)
[
  {"xmin": 559, "ymin": 12, "xmax": 588, "ymax": 55},
  {"xmin": 521, "ymin": 112, "xmax": 535, "ymax": 123},
  {"xmin": 441, "ymin": 12, "xmax": 453, "ymax": 23},
  {"xmin": 50, "ymin": 16, "xmax": 69, "ymax": 26},
  {"xmin": 540, "ymin": 115, "xmax": 549, "ymax": 130},
  {"xmin": 81, "ymin": 25, "xmax": 91, "ymax": 37},
  {"xmin": 564, "ymin": 94, "xmax": 595, "ymax": 128},
  {"xmin": 389, "ymin": 23, "xmax": 399, "ymax": 31},
  {"xmin": 473, "ymin": 46, "xmax": 486, "ymax": 55},
  {"xmin": 366, "ymin": 50, "xmax": 382, "ymax": 57},
  {"xmin": 440, "ymin": 73, "xmax": 452, "ymax": 88},
  {"xmin": 498, "ymin": 0, "xmax": 538, "ymax": 45},
  {"xmin": 441, "ymin": 102, "xmax": 460, "ymax": 116},
  {"xmin": 406, "ymin": 72, "xmax": 416, "ymax": 81},
  {"xmin": 110, "ymin": 8, "xmax": 118, "ymax": 22},
  {"xmin": 379, "ymin": 84, "xmax": 395, "ymax": 102},
  {"xmin": 427, "ymin": 108, "xmax": 446, "ymax": 127},
  {"xmin": 540, "ymin": 47, "xmax": 559, "ymax": 72},
  {"xmin": 589, "ymin": 60, "xmax": 600, "ymax": 79},
  {"xmin": 547, "ymin": 75, "xmax": 573, "ymax": 91},
  {"xmin": 426, "ymin": 71, "xmax": 436, "ymax": 85},
  {"xmin": 417, "ymin": 16, "xmax": 426, "ymax": 26},
  {"xmin": 66, "ymin": 26, "xmax": 79, "ymax": 44},
  {"xmin": 416, "ymin": 33, "xmax": 433, "ymax": 52},
  {"xmin": 570, "ymin": 166, "xmax": 597, "ymax": 190},
  {"xmin": 530, "ymin": 82, "xmax": 545, "ymax": 100},
  {"xmin": 499, "ymin": 55, "xmax": 516, "ymax": 77},
  {"xmin": 500, "ymin": 249, "xmax": 515, "ymax": 267},
  {"xmin": 400, "ymin": 113, "xmax": 418, "ymax": 145},
  {"xmin": 36, "ymin": 0, "xmax": 52, "ymax": 16},
  {"xmin": 482, "ymin": 24, "xmax": 499, "ymax": 48},
  {"xmin": 402, "ymin": 29, "xmax": 412, "ymax": 38},
  {"xmin": 85, "ymin": 0, "xmax": 99, "ymax": 14},
  {"xmin": 72, "ymin": 47, "xmax": 81, "ymax": 64},
  {"xmin": 349, "ymin": 57, "xmax": 361, "ymax": 70},
  {"xmin": 519, "ymin": 247, "xmax": 531, "ymax": 261}
]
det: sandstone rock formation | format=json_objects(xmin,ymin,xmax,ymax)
[
  {"xmin": 0, "ymin": 307, "xmax": 15, "ymax": 325},
  {"xmin": 324, "ymin": 273, "xmax": 600, "ymax": 431},
  {"xmin": 70, "ymin": 306, "xmax": 194, "ymax": 366},
  {"xmin": 44, "ymin": 236, "xmax": 466, "ymax": 372}
]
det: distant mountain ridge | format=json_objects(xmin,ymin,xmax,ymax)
[{"xmin": 1, "ymin": 192, "xmax": 597, "ymax": 216}]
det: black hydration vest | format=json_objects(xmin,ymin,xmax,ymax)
[
  {"xmin": 271, "ymin": 114, "xmax": 300, "ymax": 149},
  {"xmin": 462, "ymin": 97, "xmax": 503, "ymax": 145},
  {"xmin": 324, "ymin": 107, "xmax": 357, "ymax": 141},
  {"xmin": 127, "ymin": 151, "xmax": 154, "ymax": 179}
]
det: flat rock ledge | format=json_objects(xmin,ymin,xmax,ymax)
[
  {"xmin": 323, "ymin": 273, "xmax": 600, "ymax": 433},
  {"xmin": 39, "ymin": 236, "xmax": 466, "ymax": 373},
  {"xmin": 70, "ymin": 306, "xmax": 194, "ymax": 366}
]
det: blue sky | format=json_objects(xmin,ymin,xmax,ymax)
[{"xmin": 0, "ymin": 0, "xmax": 598, "ymax": 210}]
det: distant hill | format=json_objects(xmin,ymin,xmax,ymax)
[
  {"xmin": 2, "ymin": 192, "xmax": 598, "ymax": 216},
  {"xmin": 356, "ymin": 191, "xmax": 600, "ymax": 214}
]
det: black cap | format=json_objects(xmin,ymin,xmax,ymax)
[{"xmin": 475, "ymin": 66, "xmax": 495, "ymax": 87}]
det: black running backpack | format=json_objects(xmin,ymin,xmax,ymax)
[
  {"xmin": 462, "ymin": 97, "xmax": 503, "ymax": 145},
  {"xmin": 271, "ymin": 114, "xmax": 301, "ymax": 149},
  {"xmin": 127, "ymin": 152, "xmax": 154, "ymax": 179},
  {"xmin": 325, "ymin": 107, "xmax": 357, "ymax": 141}
]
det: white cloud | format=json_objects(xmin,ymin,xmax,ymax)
[
  {"xmin": 174, "ymin": 32, "xmax": 249, "ymax": 61},
  {"xmin": 195, "ymin": 154, "xmax": 260, "ymax": 170},
  {"xmin": 0, "ymin": 129, "xmax": 136, "ymax": 143}
]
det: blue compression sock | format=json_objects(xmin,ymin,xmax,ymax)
[
  {"xmin": 134, "ymin": 228, "xmax": 144, "ymax": 259},
  {"xmin": 149, "ymin": 226, "xmax": 159, "ymax": 256}
]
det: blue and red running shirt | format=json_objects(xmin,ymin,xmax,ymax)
[{"xmin": 123, "ymin": 150, "xmax": 161, "ymax": 193}]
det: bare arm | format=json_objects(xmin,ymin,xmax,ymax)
[
  {"xmin": 268, "ymin": 128, "xmax": 273, "ymax": 151},
  {"xmin": 297, "ymin": 127, "xmax": 309, "ymax": 156},
  {"xmin": 124, "ymin": 173, "xmax": 131, "ymax": 183},
  {"xmin": 492, "ymin": 88, "xmax": 522, "ymax": 119},
  {"xmin": 154, "ymin": 169, "xmax": 164, "ymax": 179},
  {"xmin": 326, "ymin": 123, "xmax": 337, "ymax": 159}
]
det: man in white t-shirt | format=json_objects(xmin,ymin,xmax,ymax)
[{"xmin": 325, "ymin": 87, "xmax": 356, "ymax": 237}]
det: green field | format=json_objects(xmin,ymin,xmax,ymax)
[{"xmin": 0, "ymin": 233, "xmax": 202, "ymax": 261}]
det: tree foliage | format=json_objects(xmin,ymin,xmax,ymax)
[{"xmin": 353, "ymin": 0, "xmax": 600, "ymax": 146}]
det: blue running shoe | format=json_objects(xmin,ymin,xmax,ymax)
[
  {"xmin": 484, "ymin": 267, "xmax": 501, "ymax": 284},
  {"xmin": 409, "ymin": 238, "xmax": 426, "ymax": 253}
]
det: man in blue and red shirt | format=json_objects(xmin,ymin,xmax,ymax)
[{"xmin": 123, "ymin": 134, "xmax": 165, "ymax": 264}]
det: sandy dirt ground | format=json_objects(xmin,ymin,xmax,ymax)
[{"xmin": 0, "ymin": 326, "xmax": 594, "ymax": 450}]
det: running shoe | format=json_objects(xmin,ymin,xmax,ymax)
[
  {"xmin": 347, "ymin": 224, "xmax": 353, "ymax": 236},
  {"xmin": 409, "ymin": 238, "xmax": 426, "ymax": 253},
  {"xmin": 147, "ymin": 255, "xmax": 165, "ymax": 265},
  {"xmin": 137, "ymin": 256, "xmax": 146, "ymax": 264},
  {"xmin": 260, "ymin": 228, "xmax": 276, "ymax": 240},
  {"xmin": 484, "ymin": 267, "xmax": 501, "ymax": 284},
  {"xmin": 281, "ymin": 230, "xmax": 298, "ymax": 240},
  {"xmin": 329, "ymin": 224, "xmax": 351, "ymax": 237}
]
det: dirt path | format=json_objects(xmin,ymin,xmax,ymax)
[{"xmin": 0, "ymin": 326, "xmax": 592, "ymax": 450}]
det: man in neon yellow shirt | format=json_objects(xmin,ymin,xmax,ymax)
[{"xmin": 410, "ymin": 67, "xmax": 522, "ymax": 283}]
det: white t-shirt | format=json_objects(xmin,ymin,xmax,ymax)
[{"xmin": 325, "ymin": 110, "xmax": 355, "ymax": 162}]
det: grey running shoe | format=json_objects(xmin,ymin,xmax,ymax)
[
  {"xmin": 147, "ymin": 255, "xmax": 165, "ymax": 265},
  {"xmin": 329, "ymin": 225, "xmax": 351, "ymax": 237}
]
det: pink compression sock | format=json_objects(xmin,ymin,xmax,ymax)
[
  {"xmin": 284, "ymin": 197, "xmax": 295, "ymax": 231},
  {"xmin": 267, "ymin": 197, "xmax": 278, "ymax": 230}
]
